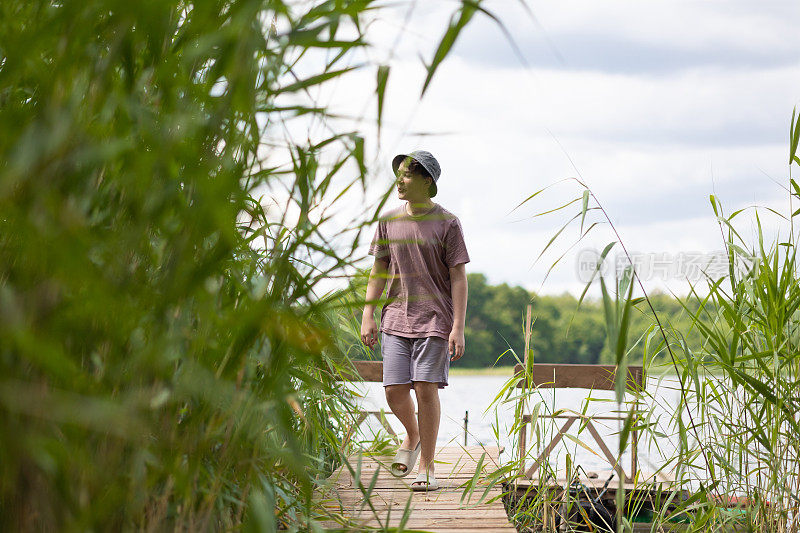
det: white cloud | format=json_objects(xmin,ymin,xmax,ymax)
[
  {"xmin": 268, "ymin": 1, "xmax": 800, "ymax": 298},
  {"xmin": 526, "ymin": 0, "xmax": 797, "ymax": 53},
  {"xmin": 453, "ymin": 0, "xmax": 800, "ymax": 72}
]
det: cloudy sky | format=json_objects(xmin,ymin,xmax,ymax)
[{"xmin": 269, "ymin": 1, "xmax": 800, "ymax": 298}]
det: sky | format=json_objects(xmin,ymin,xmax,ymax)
[{"xmin": 265, "ymin": 0, "xmax": 800, "ymax": 299}]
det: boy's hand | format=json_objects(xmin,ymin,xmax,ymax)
[
  {"xmin": 361, "ymin": 315, "xmax": 379, "ymax": 348},
  {"xmin": 448, "ymin": 328, "xmax": 465, "ymax": 361}
]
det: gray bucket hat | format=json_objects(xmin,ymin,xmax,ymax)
[{"xmin": 392, "ymin": 150, "xmax": 441, "ymax": 198}]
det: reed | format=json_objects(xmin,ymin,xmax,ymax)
[
  {"xmin": 0, "ymin": 1, "xmax": 487, "ymax": 530},
  {"xmin": 482, "ymin": 111, "xmax": 800, "ymax": 532}
]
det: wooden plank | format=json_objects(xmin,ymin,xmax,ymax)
[
  {"xmin": 318, "ymin": 528, "xmax": 516, "ymax": 533},
  {"xmin": 318, "ymin": 524, "xmax": 517, "ymax": 533},
  {"xmin": 327, "ymin": 479, "xmax": 495, "ymax": 490},
  {"xmin": 327, "ymin": 469, "xmax": 498, "ymax": 483},
  {"xmin": 315, "ymin": 496, "xmax": 505, "ymax": 508},
  {"xmin": 333, "ymin": 447, "xmax": 504, "ymax": 467},
  {"xmin": 338, "ymin": 360, "xmax": 383, "ymax": 382},
  {"xmin": 525, "ymin": 416, "xmax": 577, "ymax": 478},
  {"xmin": 317, "ymin": 516, "xmax": 515, "ymax": 528},
  {"xmin": 318, "ymin": 506, "xmax": 508, "ymax": 517},
  {"xmin": 319, "ymin": 489, "xmax": 506, "ymax": 507},
  {"xmin": 328, "ymin": 462, "xmax": 496, "ymax": 482},
  {"xmin": 319, "ymin": 481, "xmax": 505, "ymax": 494},
  {"xmin": 514, "ymin": 363, "xmax": 644, "ymax": 390},
  {"xmin": 407, "ymin": 529, "xmax": 517, "ymax": 533},
  {"xmin": 319, "ymin": 501, "xmax": 508, "ymax": 512},
  {"xmin": 329, "ymin": 465, "xmax": 500, "ymax": 477},
  {"xmin": 319, "ymin": 498, "xmax": 507, "ymax": 509},
  {"xmin": 325, "ymin": 467, "xmax": 502, "ymax": 485},
  {"xmin": 328, "ymin": 472, "xmax": 502, "ymax": 486},
  {"xmin": 332, "ymin": 457, "xmax": 501, "ymax": 474},
  {"xmin": 314, "ymin": 446, "xmax": 516, "ymax": 531}
]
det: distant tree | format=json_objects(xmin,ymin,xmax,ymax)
[{"xmin": 346, "ymin": 270, "xmax": 701, "ymax": 368}]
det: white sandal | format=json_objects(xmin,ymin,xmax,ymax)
[
  {"xmin": 390, "ymin": 441, "xmax": 421, "ymax": 478},
  {"xmin": 410, "ymin": 470, "xmax": 439, "ymax": 491}
]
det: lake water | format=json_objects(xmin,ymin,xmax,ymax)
[{"xmin": 348, "ymin": 374, "xmax": 686, "ymax": 477}]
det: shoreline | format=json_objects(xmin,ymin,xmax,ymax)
[
  {"xmin": 449, "ymin": 365, "xmax": 713, "ymax": 378},
  {"xmin": 449, "ymin": 366, "xmax": 516, "ymax": 376}
]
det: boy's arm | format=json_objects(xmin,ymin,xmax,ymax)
[
  {"xmin": 361, "ymin": 257, "xmax": 389, "ymax": 347},
  {"xmin": 448, "ymin": 263, "xmax": 468, "ymax": 361}
]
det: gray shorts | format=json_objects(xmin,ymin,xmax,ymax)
[{"xmin": 381, "ymin": 331, "xmax": 450, "ymax": 389}]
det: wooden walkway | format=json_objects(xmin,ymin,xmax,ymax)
[{"xmin": 315, "ymin": 446, "xmax": 517, "ymax": 532}]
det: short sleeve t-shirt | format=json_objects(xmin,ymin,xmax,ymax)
[{"xmin": 368, "ymin": 202, "xmax": 470, "ymax": 340}]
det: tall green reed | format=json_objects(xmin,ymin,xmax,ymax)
[
  {"xmin": 659, "ymin": 141, "xmax": 800, "ymax": 529},
  {"xmin": 619, "ymin": 111, "xmax": 800, "ymax": 532},
  {"xmin": 488, "ymin": 111, "xmax": 800, "ymax": 532},
  {"xmin": 0, "ymin": 1, "xmax": 493, "ymax": 530}
]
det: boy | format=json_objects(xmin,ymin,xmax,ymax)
[{"xmin": 361, "ymin": 150, "xmax": 470, "ymax": 491}]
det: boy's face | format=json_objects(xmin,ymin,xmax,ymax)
[{"xmin": 395, "ymin": 159, "xmax": 432, "ymax": 203}]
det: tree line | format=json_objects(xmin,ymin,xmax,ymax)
[{"xmin": 348, "ymin": 272, "xmax": 704, "ymax": 368}]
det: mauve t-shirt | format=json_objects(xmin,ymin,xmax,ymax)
[{"xmin": 368, "ymin": 202, "xmax": 470, "ymax": 340}]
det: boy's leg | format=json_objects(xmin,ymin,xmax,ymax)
[
  {"xmin": 412, "ymin": 381, "xmax": 441, "ymax": 476},
  {"xmin": 382, "ymin": 332, "xmax": 420, "ymax": 473},
  {"xmin": 385, "ymin": 383, "xmax": 420, "ymax": 455}
]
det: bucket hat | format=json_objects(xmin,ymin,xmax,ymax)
[{"xmin": 392, "ymin": 150, "xmax": 441, "ymax": 198}]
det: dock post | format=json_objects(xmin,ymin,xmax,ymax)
[
  {"xmin": 524, "ymin": 303, "xmax": 532, "ymax": 368},
  {"xmin": 463, "ymin": 410, "xmax": 468, "ymax": 445}
]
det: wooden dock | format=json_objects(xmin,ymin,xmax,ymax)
[{"xmin": 314, "ymin": 446, "xmax": 517, "ymax": 532}]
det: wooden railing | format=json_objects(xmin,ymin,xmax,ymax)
[
  {"xmin": 513, "ymin": 362, "xmax": 644, "ymax": 391},
  {"xmin": 513, "ymin": 362, "xmax": 645, "ymax": 482},
  {"xmin": 513, "ymin": 303, "xmax": 646, "ymax": 483},
  {"xmin": 336, "ymin": 360, "xmax": 412, "ymax": 450}
]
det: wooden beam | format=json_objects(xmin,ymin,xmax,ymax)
[
  {"xmin": 584, "ymin": 418, "xmax": 628, "ymax": 482},
  {"xmin": 514, "ymin": 363, "xmax": 644, "ymax": 390},
  {"xmin": 524, "ymin": 416, "xmax": 577, "ymax": 479},
  {"xmin": 338, "ymin": 360, "xmax": 383, "ymax": 382}
]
